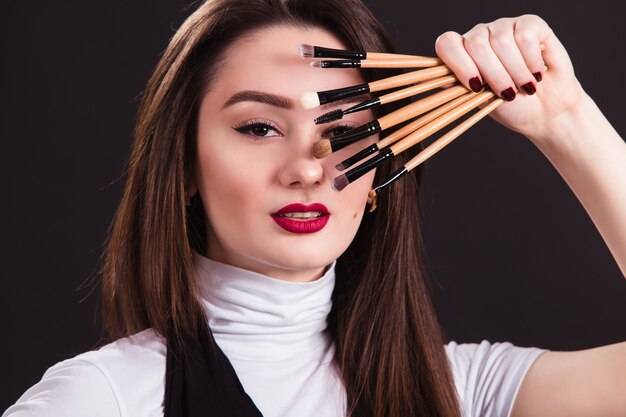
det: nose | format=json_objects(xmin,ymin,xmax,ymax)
[{"xmin": 278, "ymin": 140, "xmax": 325, "ymax": 188}]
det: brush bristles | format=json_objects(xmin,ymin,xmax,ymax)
[
  {"xmin": 310, "ymin": 61, "xmax": 323, "ymax": 68},
  {"xmin": 314, "ymin": 109, "xmax": 343, "ymax": 125},
  {"xmin": 299, "ymin": 44, "xmax": 314, "ymax": 58},
  {"xmin": 332, "ymin": 174, "xmax": 349, "ymax": 192},
  {"xmin": 312, "ymin": 139, "xmax": 332, "ymax": 159},
  {"xmin": 335, "ymin": 161, "xmax": 347, "ymax": 171},
  {"xmin": 300, "ymin": 92, "xmax": 321, "ymax": 110}
]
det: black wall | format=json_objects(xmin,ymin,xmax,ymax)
[{"xmin": 2, "ymin": 0, "xmax": 625, "ymax": 410}]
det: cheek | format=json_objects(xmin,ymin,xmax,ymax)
[
  {"xmin": 327, "ymin": 136, "xmax": 378, "ymax": 218},
  {"xmin": 196, "ymin": 143, "xmax": 270, "ymax": 232},
  {"xmin": 334, "ymin": 168, "xmax": 375, "ymax": 227}
]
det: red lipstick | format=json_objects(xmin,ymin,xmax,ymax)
[{"xmin": 271, "ymin": 203, "xmax": 330, "ymax": 234}]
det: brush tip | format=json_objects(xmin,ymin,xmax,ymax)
[
  {"xmin": 312, "ymin": 139, "xmax": 332, "ymax": 159},
  {"xmin": 300, "ymin": 92, "xmax": 320, "ymax": 110},
  {"xmin": 334, "ymin": 161, "xmax": 346, "ymax": 171},
  {"xmin": 310, "ymin": 61, "xmax": 323, "ymax": 68},
  {"xmin": 332, "ymin": 174, "xmax": 349, "ymax": 192},
  {"xmin": 314, "ymin": 109, "xmax": 343, "ymax": 125},
  {"xmin": 299, "ymin": 44, "xmax": 315, "ymax": 58}
]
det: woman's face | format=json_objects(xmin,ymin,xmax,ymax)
[{"xmin": 194, "ymin": 25, "xmax": 377, "ymax": 282}]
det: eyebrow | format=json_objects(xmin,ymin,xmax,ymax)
[
  {"xmin": 221, "ymin": 90, "xmax": 371, "ymax": 111},
  {"xmin": 222, "ymin": 90, "xmax": 292, "ymax": 110}
]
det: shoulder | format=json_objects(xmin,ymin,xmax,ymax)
[
  {"xmin": 77, "ymin": 328, "xmax": 166, "ymax": 382},
  {"xmin": 445, "ymin": 340, "xmax": 547, "ymax": 417},
  {"xmin": 3, "ymin": 329, "xmax": 167, "ymax": 417}
]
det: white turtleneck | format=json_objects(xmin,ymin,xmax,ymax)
[
  {"xmin": 3, "ymin": 254, "xmax": 545, "ymax": 417},
  {"xmin": 196, "ymin": 253, "xmax": 345, "ymax": 416}
]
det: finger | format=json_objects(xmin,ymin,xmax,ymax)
[
  {"xmin": 512, "ymin": 15, "xmax": 548, "ymax": 82},
  {"xmin": 487, "ymin": 19, "xmax": 539, "ymax": 96},
  {"xmin": 462, "ymin": 23, "xmax": 518, "ymax": 101},
  {"xmin": 435, "ymin": 31, "xmax": 484, "ymax": 93},
  {"xmin": 516, "ymin": 15, "xmax": 574, "ymax": 85},
  {"xmin": 514, "ymin": 14, "xmax": 573, "ymax": 81}
]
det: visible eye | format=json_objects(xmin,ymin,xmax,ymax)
[
  {"xmin": 322, "ymin": 123, "xmax": 357, "ymax": 139},
  {"xmin": 233, "ymin": 119, "xmax": 282, "ymax": 139}
]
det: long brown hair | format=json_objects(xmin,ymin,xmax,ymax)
[{"xmin": 101, "ymin": 1, "xmax": 461, "ymax": 416}]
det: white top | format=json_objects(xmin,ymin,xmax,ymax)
[{"xmin": 3, "ymin": 254, "xmax": 545, "ymax": 417}]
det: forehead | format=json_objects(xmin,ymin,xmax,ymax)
[{"xmin": 205, "ymin": 25, "xmax": 366, "ymax": 105}]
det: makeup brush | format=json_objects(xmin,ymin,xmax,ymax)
[
  {"xmin": 367, "ymin": 97, "xmax": 504, "ymax": 209},
  {"xmin": 335, "ymin": 91, "xmax": 476, "ymax": 171},
  {"xmin": 301, "ymin": 43, "xmax": 546, "ymax": 61},
  {"xmin": 310, "ymin": 57, "xmax": 442, "ymax": 69},
  {"xmin": 300, "ymin": 65, "xmax": 452, "ymax": 110},
  {"xmin": 312, "ymin": 85, "xmax": 468, "ymax": 159},
  {"xmin": 314, "ymin": 75, "xmax": 457, "ymax": 125},
  {"xmin": 332, "ymin": 91, "xmax": 495, "ymax": 192},
  {"xmin": 299, "ymin": 44, "xmax": 428, "ymax": 60}
]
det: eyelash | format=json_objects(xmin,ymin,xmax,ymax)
[
  {"xmin": 233, "ymin": 119, "xmax": 282, "ymax": 139},
  {"xmin": 232, "ymin": 119, "xmax": 358, "ymax": 140}
]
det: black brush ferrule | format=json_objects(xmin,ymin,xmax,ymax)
[
  {"xmin": 343, "ymin": 97, "xmax": 381, "ymax": 116},
  {"xmin": 372, "ymin": 166, "xmax": 409, "ymax": 197},
  {"xmin": 313, "ymin": 46, "xmax": 366, "ymax": 59},
  {"xmin": 320, "ymin": 59, "xmax": 362, "ymax": 68},
  {"xmin": 329, "ymin": 121, "xmax": 381, "ymax": 152},
  {"xmin": 344, "ymin": 147, "xmax": 394, "ymax": 184},
  {"xmin": 336, "ymin": 143, "xmax": 380, "ymax": 171},
  {"xmin": 317, "ymin": 83, "xmax": 370, "ymax": 105}
]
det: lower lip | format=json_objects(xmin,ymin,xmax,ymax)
[{"xmin": 271, "ymin": 214, "xmax": 330, "ymax": 233}]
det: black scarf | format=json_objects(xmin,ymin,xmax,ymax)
[{"xmin": 163, "ymin": 327, "xmax": 263, "ymax": 417}]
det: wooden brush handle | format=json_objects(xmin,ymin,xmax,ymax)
[
  {"xmin": 378, "ymin": 75, "xmax": 457, "ymax": 105},
  {"xmin": 390, "ymin": 91, "xmax": 494, "ymax": 155},
  {"xmin": 369, "ymin": 65, "xmax": 452, "ymax": 92},
  {"xmin": 404, "ymin": 98, "xmax": 504, "ymax": 171},
  {"xmin": 378, "ymin": 85, "xmax": 468, "ymax": 130},
  {"xmin": 360, "ymin": 57, "xmax": 443, "ymax": 68},
  {"xmin": 367, "ymin": 52, "xmax": 433, "ymax": 60},
  {"xmin": 379, "ymin": 91, "xmax": 476, "ymax": 148},
  {"xmin": 367, "ymin": 43, "xmax": 542, "ymax": 64}
]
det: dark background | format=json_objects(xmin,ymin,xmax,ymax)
[{"xmin": 2, "ymin": 0, "xmax": 625, "ymax": 410}]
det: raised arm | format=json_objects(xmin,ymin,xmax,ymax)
[
  {"xmin": 435, "ymin": 14, "xmax": 626, "ymax": 278},
  {"xmin": 435, "ymin": 14, "xmax": 626, "ymax": 417}
]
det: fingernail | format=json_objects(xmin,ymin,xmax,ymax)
[
  {"xmin": 500, "ymin": 87, "xmax": 516, "ymax": 101},
  {"xmin": 521, "ymin": 82, "xmax": 536, "ymax": 95},
  {"xmin": 469, "ymin": 76, "xmax": 483, "ymax": 92},
  {"xmin": 533, "ymin": 72, "xmax": 543, "ymax": 82}
]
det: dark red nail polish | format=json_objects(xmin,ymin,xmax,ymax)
[
  {"xmin": 521, "ymin": 82, "xmax": 536, "ymax": 95},
  {"xmin": 469, "ymin": 76, "xmax": 483, "ymax": 92},
  {"xmin": 500, "ymin": 87, "xmax": 516, "ymax": 101},
  {"xmin": 533, "ymin": 72, "xmax": 543, "ymax": 82}
]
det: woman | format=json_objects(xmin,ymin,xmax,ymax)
[{"xmin": 4, "ymin": 0, "xmax": 625, "ymax": 416}]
